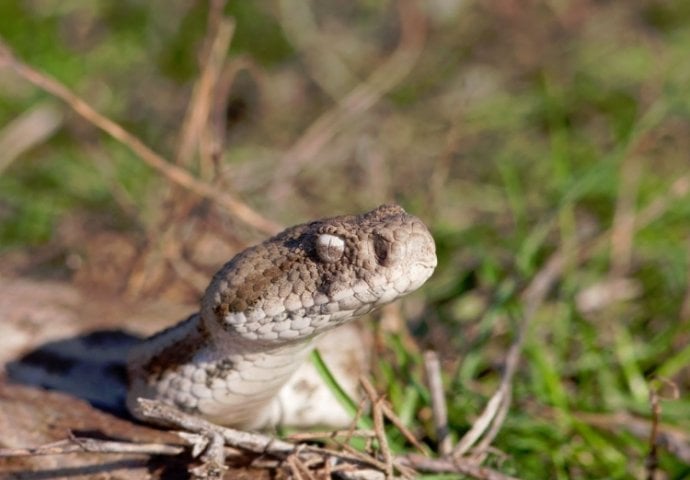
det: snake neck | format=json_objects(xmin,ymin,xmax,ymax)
[{"xmin": 126, "ymin": 313, "xmax": 316, "ymax": 428}]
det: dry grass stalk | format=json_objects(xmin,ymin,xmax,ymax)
[
  {"xmin": 360, "ymin": 377, "xmax": 394, "ymax": 479},
  {"xmin": 286, "ymin": 453, "xmax": 317, "ymax": 480},
  {"xmin": 450, "ymin": 115, "xmax": 690, "ymax": 462},
  {"xmin": 397, "ymin": 454, "xmax": 521, "ymax": 480},
  {"xmin": 0, "ymin": 102, "xmax": 62, "ymax": 175},
  {"xmin": 0, "ymin": 40, "xmax": 280, "ymax": 236},
  {"xmin": 424, "ymin": 350, "xmax": 452, "ymax": 455},
  {"xmin": 287, "ymin": 430, "xmax": 376, "ymax": 442},
  {"xmin": 0, "ymin": 433, "xmax": 184, "ymax": 457},
  {"xmin": 175, "ymin": 0, "xmax": 233, "ymax": 171},
  {"xmin": 610, "ymin": 154, "xmax": 642, "ymax": 277},
  {"xmin": 380, "ymin": 402, "xmax": 427, "ymax": 455},
  {"xmin": 0, "ymin": 395, "xmax": 524, "ymax": 479},
  {"xmin": 270, "ymin": 0, "xmax": 427, "ymax": 200}
]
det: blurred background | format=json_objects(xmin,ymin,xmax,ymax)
[{"xmin": 1, "ymin": 0, "xmax": 690, "ymax": 478}]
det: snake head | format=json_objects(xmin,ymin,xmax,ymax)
[{"xmin": 202, "ymin": 204, "xmax": 437, "ymax": 344}]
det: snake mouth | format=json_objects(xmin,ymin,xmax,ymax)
[
  {"xmin": 406, "ymin": 261, "xmax": 436, "ymax": 292},
  {"xmin": 408, "ymin": 233, "xmax": 437, "ymax": 281}
]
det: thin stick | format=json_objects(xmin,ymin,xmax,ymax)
[
  {"xmin": 287, "ymin": 453, "xmax": 318, "ymax": 480},
  {"xmin": 0, "ymin": 420, "xmax": 525, "ymax": 479},
  {"xmin": 339, "ymin": 443, "xmax": 390, "ymax": 473},
  {"xmin": 360, "ymin": 378, "xmax": 394, "ymax": 479},
  {"xmin": 568, "ymin": 406, "xmax": 690, "ymax": 464},
  {"xmin": 136, "ymin": 398, "xmax": 386, "ymax": 470},
  {"xmin": 424, "ymin": 350, "xmax": 452, "ymax": 455},
  {"xmin": 453, "ymin": 153, "xmax": 690, "ymax": 459},
  {"xmin": 137, "ymin": 398, "xmax": 294, "ymax": 455},
  {"xmin": 287, "ymin": 430, "xmax": 376, "ymax": 441},
  {"xmin": 454, "ymin": 249, "xmax": 565, "ymax": 458},
  {"xmin": 270, "ymin": 0, "xmax": 427, "ymax": 198},
  {"xmin": 0, "ymin": 102, "xmax": 62, "ymax": 175},
  {"xmin": 646, "ymin": 382, "xmax": 666, "ymax": 480},
  {"xmin": 189, "ymin": 430, "xmax": 227, "ymax": 480},
  {"xmin": 398, "ymin": 454, "xmax": 521, "ymax": 480},
  {"xmin": 0, "ymin": 435, "xmax": 183, "ymax": 458},
  {"xmin": 380, "ymin": 402, "xmax": 427, "ymax": 455},
  {"xmin": 343, "ymin": 397, "xmax": 369, "ymax": 447},
  {"xmin": 0, "ymin": 40, "xmax": 280, "ymax": 235},
  {"xmin": 175, "ymin": 0, "xmax": 233, "ymax": 169},
  {"xmin": 454, "ymin": 384, "xmax": 508, "ymax": 457},
  {"xmin": 610, "ymin": 154, "xmax": 642, "ymax": 277}
]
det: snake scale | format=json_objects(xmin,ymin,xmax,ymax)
[{"xmin": 126, "ymin": 204, "xmax": 436, "ymax": 429}]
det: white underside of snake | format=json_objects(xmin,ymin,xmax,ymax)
[{"xmin": 125, "ymin": 205, "xmax": 437, "ymax": 430}]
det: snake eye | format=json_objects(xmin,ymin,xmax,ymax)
[
  {"xmin": 315, "ymin": 233, "xmax": 345, "ymax": 263},
  {"xmin": 373, "ymin": 234, "xmax": 391, "ymax": 266}
]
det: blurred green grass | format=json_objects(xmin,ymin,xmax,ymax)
[{"xmin": 2, "ymin": 1, "xmax": 690, "ymax": 478}]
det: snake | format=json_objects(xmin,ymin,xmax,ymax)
[{"xmin": 125, "ymin": 204, "xmax": 437, "ymax": 429}]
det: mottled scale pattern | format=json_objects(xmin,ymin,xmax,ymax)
[{"xmin": 126, "ymin": 204, "xmax": 437, "ymax": 429}]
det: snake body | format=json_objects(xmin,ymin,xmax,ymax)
[{"xmin": 126, "ymin": 205, "xmax": 436, "ymax": 429}]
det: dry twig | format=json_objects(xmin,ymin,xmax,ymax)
[
  {"xmin": 361, "ymin": 378, "xmax": 395, "ymax": 479},
  {"xmin": 424, "ymin": 350, "xmax": 452, "ymax": 455},
  {"xmin": 175, "ymin": 0, "xmax": 233, "ymax": 172},
  {"xmin": 0, "ymin": 102, "xmax": 62, "ymax": 174},
  {"xmin": 0, "ymin": 39, "xmax": 280, "ymax": 235},
  {"xmin": 0, "ymin": 434, "xmax": 183, "ymax": 458},
  {"xmin": 454, "ymin": 248, "xmax": 569, "ymax": 459},
  {"xmin": 646, "ymin": 387, "xmax": 661, "ymax": 480},
  {"xmin": 567, "ymin": 408, "xmax": 690, "ymax": 464},
  {"xmin": 452, "ymin": 136, "xmax": 690, "ymax": 460},
  {"xmin": 270, "ymin": 0, "xmax": 427, "ymax": 199},
  {"xmin": 610, "ymin": 154, "xmax": 642, "ymax": 277},
  {"xmin": 380, "ymin": 402, "xmax": 427, "ymax": 455},
  {"xmin": 398, "ymin": 454, "xmax": 520, "ymax": 480},
  {"xmin": 286, "ymin": 453, "xmax": 318, "ymax": 480},
  {"xmin": 136, "ymin": 398, "xmax": 396, "ymax": 475},
  {"xmin": 287, "ymin": 430, "xmax": 376, "ymax": 442},
  {"xmin": 277, "ymin": 0, "xmax": 358, "ymax": 99},
  {"xmin": 0, "ymin": 397, "xmax": 522, "ymax": 479}
]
